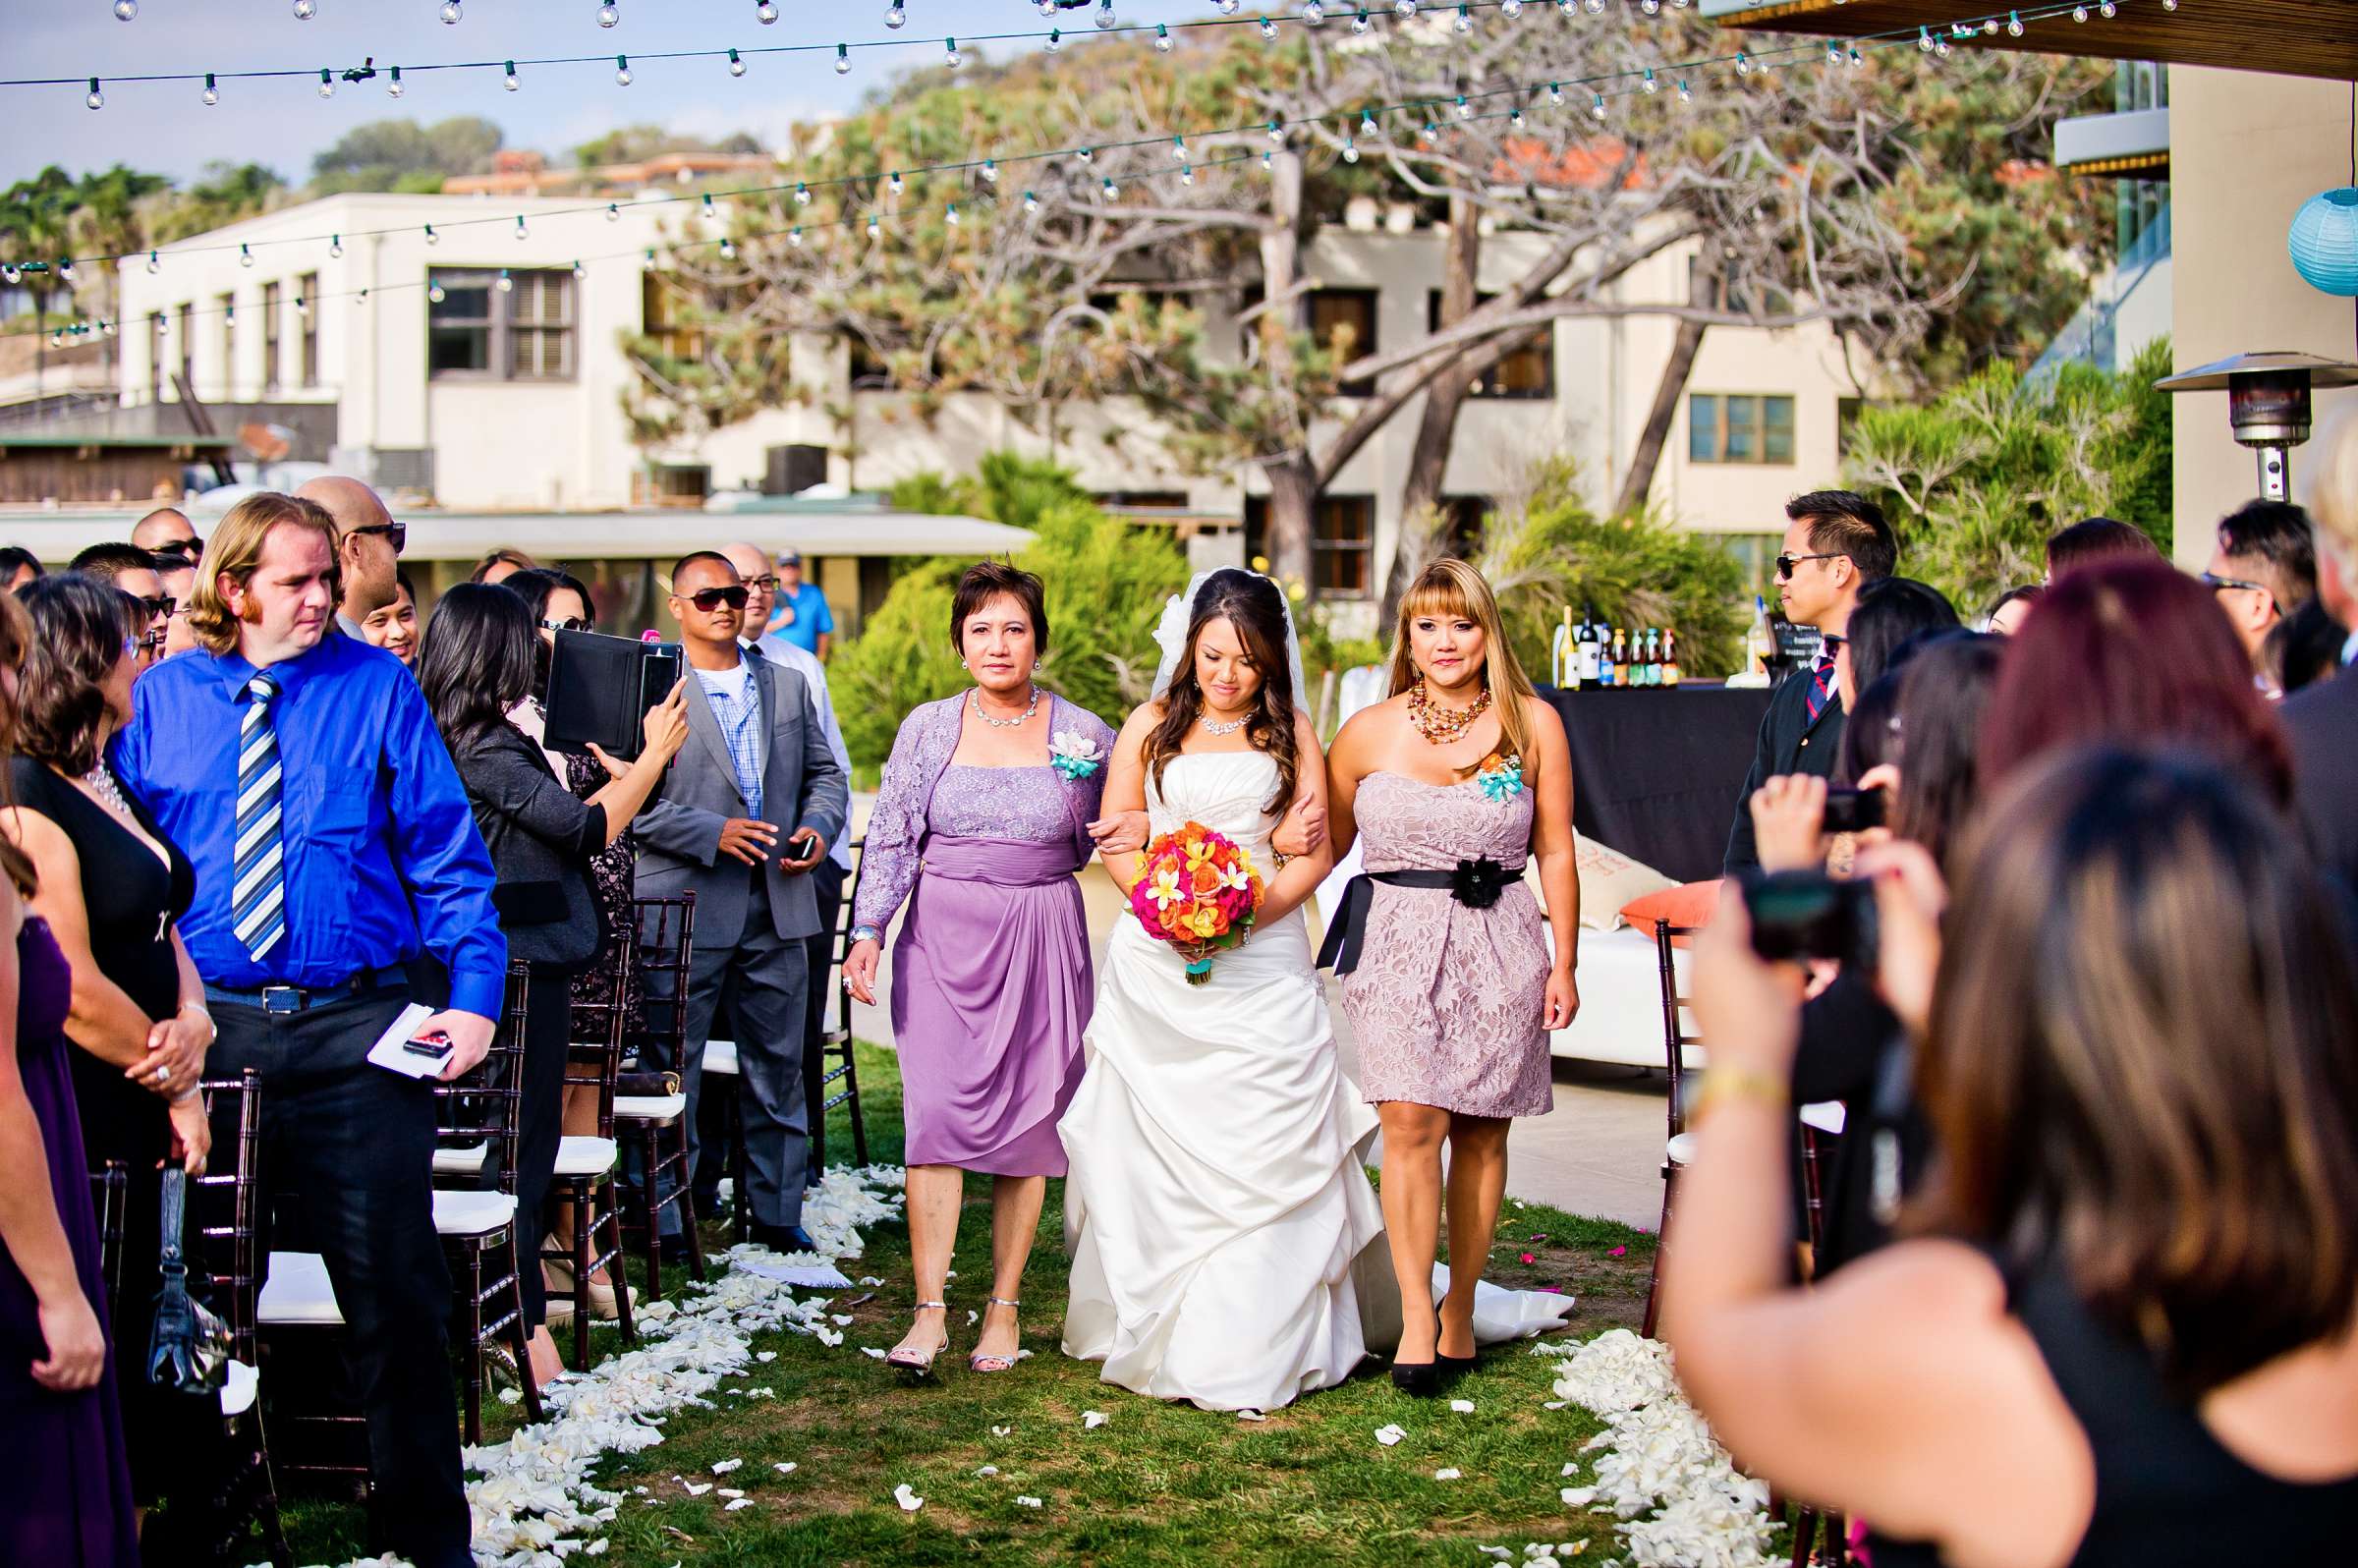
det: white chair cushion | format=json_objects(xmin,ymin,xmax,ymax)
[
  {"xmin": 1799, "ymin": 1100, "xmax": 1848, "ymax": 1137},
  {"xmin": 259, "ymin": 1251, "xmax": 344, "ymax": 1326},
  {"xmin": 614, "ymin": 1092, "xmax": 688, "ymax": 1123},
  {"xmin": 433, "ymin": 1189, "xmax": 518, "ymax": 1237},
  {"xmin": 433, "ymin": 1141, "xmax": 489, "ymax": 1176},
  {"xmin": 1665, "ymin": 1130, "xmax": 1698, "ymax": 1167},
  {"xmin": 703, "ymin": 1039, "xmax": 740, "ymax": 1076},
  {"xmin": 555, "ymin": 1135, "xmax": 619, "ymax": 1177},
  {"xmin": 219, "ymin": 1357, "xmax": 259, "ymax": 1419}
]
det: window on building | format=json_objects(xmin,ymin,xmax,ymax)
[
  {"xmin": 176, "ymin": 303, "xmax": 193, "ymax": 396},
  {"xmin": 216, "ymin": 293, "xmax": 235, "ymax": 394},
  {"xmin": 1836, "ymin": 396, "xmax": 1869, "ymax": 459},
  {"xmin": 147, "ymin": 313, "xmax": 165, "ymax": 402},
  {"xmin": 299, "ymin": 271, "xmax": 319, "ymax": 386},
  {"xmin": 1689, "ymin": 393, "xmax": 1795, "ymax": 466},
  {"xmin": 260, "ymin": 280, "xmax": 281, "ymax": 393},
  {"xmin": 847, "ymin": 334, "xmax": 892, "ymax": 389},
  {"xmin": 642, "ymin": 273, "xmax": 706, "ymax": 363},
  {"xmin": 1426, "ymin": 295, "xmax": 1553, "ymax": 399},
  {"xmin": 1308, "ymin": 289, "xmax": 1378, "ymax": 398},
  {"xmin": 1243, "ymin": 493, "xmax": 1376, "ymax": 599},
  {"xmin": 427, "ymin": 267, "xmax": 575, "ymax": 381},
  {"xmin": 636, "ymin": 464, "xmax": 711, "ymax": 508},
  {"xmin": 1439, "ymin": 495, "xmax": 1491, "ymax": 555}
]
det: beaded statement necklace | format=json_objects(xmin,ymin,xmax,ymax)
[
  {"xmin": 970, "ymin": 686, "xmax": 1039, "ymax": 728},
  {"xmin": 1407, "ymin": 677, "xmax": 1491, "ymax": 746},
  {"xmin": 1199, "ymin": 709, "xmax": 1250, "ymax": 737}
]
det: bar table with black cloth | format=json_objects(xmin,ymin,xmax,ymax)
[{"xmin": 1542, "ymin": 683, "xmax": 1773, "ymax": 883}]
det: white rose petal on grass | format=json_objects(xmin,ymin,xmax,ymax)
[
  {"xmin": 1561, "ymin": 1463, "xmax": 1581, "ymax": 1478},
  {"xmin": 716, "ymin": 1487, "xmax": 745, "ymax": 1499},
  {"xmin": 989, "ymin": 1425, "xmax": 1012, "ymax": 1437},
  {"xmin": 710, "ymin": 1459, "xmax": 742, "ymax": 1475},
  {"xmin": 1434, "ymin": 1468, "xmax": 1463, "ymax": 1481},
  {"xmin": 860, "ymin": 1275, "xmax": 883, "ymax": 1286},
  {"xmin": 724, "ymin": 1497, "xmax": 755, "ymax": 1512},
  {"xmin": 1082, "ymin": 1410, "xmax": 1111, "ymax": 1429},
  {"xmin": 893, "ymin": 1483, "xmax": 926, "ymax": 1512},
  {"xmin": 757, "ymin": 1350, "xmax": 777, "ymax": 1363},
  {"xmin": 1449, "ymin": 1398, "xmax": 1476, "ymax": 1414},
  {"xmin": 1374, "ymin": 1424, "xmax": 1407, "ymax": 1446},
  {"xmin": 585, "ymin": 1542, "xmax": 609, "ymax": 1557},
  {"xmin": 1235, "ymin": 1409, "xmax": 1267, "ymax": 1423},
  {"xmin": 975, "ymin": 1465, "xmax": 999, "ymax": 1478},
  {"xmin": 1016, "ymin": 1495, "xmax": 1042, "ymax": 1509},
  {"xmin": 967, "ymin": 1310, "xmax": 980, "ymax": 1326},
  {"xmin": 773, "ymin": 1463, "xmax": 798, "ymax": 1475},
  {"xmin": 1559, "ymin": 1486, "xmax": 1597, "ymax": 1508},
  {"xmin": 831, "ymin": 1315, "xmax": 855, "ymax": 1326},
  {"xmin": 683, "ymin": 1483, "xmax": 712, "ymax": 1496},
  {"xmin": 861, "ymin": 1347, "xmax": 887, "ymax": 1360}
]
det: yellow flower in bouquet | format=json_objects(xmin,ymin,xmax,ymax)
[{"xmin": 1126, "ymin": 819, "xmax": 1264, "ymax": 985}]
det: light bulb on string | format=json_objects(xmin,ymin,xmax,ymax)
[
  {"xmin": 1024, "ymin": 190, "xmax": 1039, "ymax": 214},
  {"xmin": 788, "ymin": 227, "xmax": 803, "ymax": 247},
  {"xmin": 1342, "ymin": 134, "xmax": 1359, "ymax": 163},
  {"xmin": 1351, "ymin": 9, "xmax": 1371, "ymax": 34},
  {"xmin": 1642, "ymin": 68, "xmax": 1657, "ymax": 94},
  {"xmin": 58, "ymin": 257, "xmax": 77, "ymax": 282},
  {"xmin": 296, "ymin": 295, "xmax": 309, "ymax": 316},
  {"xmin": 758, "ymin": 0, "xmax": 779, "ymax": 20},
  {"xmin": 238, "ymin": 245, "xmax": 253, "ymax": 268},
  {"xmin": 1934, "ymin": 34, "xmax": 1951, "ymax": 56},
  {"xmin": 440, "ymin": 0, "xmax": 461, "ymax": 23},
  {"xmin": 1917, "ymin": 27, "xmax": 1934, "ymax": 50},
  {"xmin": 1848, "ymin": 45, "xmax": 1862, "ymax": 65},
  {"xmin": 1454, "ymin": 94, "xmax": 1473, "ymax": 118},
  {"xmin": 981, "ymin": 158, "xmax": 998, "ymax": 183},
  {"xmin": 330, "ymin": 234, "xmax": 344, "ymax": 257},
  {"xmin": 1733, "ymin": 51, "xmax": 1751, "ymax": 76},
  {"xmin": 597, "ymin": 2, "xmax": 620, "ymax": 27},
  {"xmin": 1155, "ymin": 23, "xmax": 1173, "ymax": 49},
  {"xmin": 720, "ymin": 235, "xmax": 736, "ymax": 258},
  {"xmin": 86, "ymin": 78, "xmax": 104, "ymax": 111},
  {"xmin": 836, "ymin": 44, "xmax": 851, "ymax": 73},
  {"xmin": 1508, "ymin": 105, "xmax": 1523, "ymax": 128},
  {"xmin": 1825, "ymin": 42, "xmax": 1843, "ymax": 66},
  {"xmin": 2071, "ymin": 4, "xmax": 2087, "ymax": 19},
  {"xmin": 515, "ymin": 214, "xmax": 530, "ymax": 240},
  {"xmin": 1584, "ymin": 0, "xmax": 1604, "ymax": 14},
  {"xmin": 1394, "ymin": 0, "xmax": 1417, "ymax": 16},
  {"xmin": 114, "ymin": 0, "xmax": 137, "ymax": 19},
  {"xmin": 2100, "ymin": 0, "xmax": 2116, "ymax": 15},
  {"xmin": 505, "ymin": 60, "xmax": 520, "ymax": 90},
  {"xmin": 0, "ymin": 263, "xmax": 17, "ymax": 284},
  {"xmin": 1303, "ymin": 1, "xmax": 1324, "ymax": 26},
  {"xmin": 572, "ymin": 259, "xmax": 587, "ymax": 278},
  {"xmin": 1095, "ymin": 0, "xmax": 1117, "ymax": 28},
  {"xmin": 203, "ymin": 73, "xmax": 220, "ymax": 106},
  {"xmin": 1037, "ymin": 0, "xmax": 1058, "ymax": 14},
  {"xmin": 867, "ymin": 211, "xmax": 880, "ymax": 239},
  {"xmin": 424, "ymin": 224, "xmax": 438, "ymax": 246},
  {"xmin": 1267, "ymin": 121, "xmax": 1285, "ymax": 144},
  {"xmin": 353, "ymin": 289, "xmax": 366, "ymax": 307},
  {"xmin": 945, "ymin": 202, "xmax": 960, "ymax": 225},
  {"xmin": 1172, "ymin": 136, "xmax": 1190, "ymax": 160},
  {"xmin": 1077, "ymin": 146, "xmax": 1094, "ymax": 164},
  {"xmin": 615, "ymin": 55, "xmax": 633, "ymax": 85},
  {"xmin": 888, "ymin": 171, "xmax": 904, "ymax": 196},
  {"xmin": 319, "ymin": 68, "xmax": 337, "ymax": 97},
  {"xmin": 1045, "ymin": 28, "xmax": 1062, "ymax": 52},
  {"xmin": 606, "ymin": 201, "xmax": 622, "ymax": 221},
  {"xmin": 1675, "ymin": 79, "xmax": 1691, "ymax": 103},
  {"xmin": 1419, "ymin": 121, "xmax": 1438, "ymax": 145},
  {"xmin": 1101, "ymin": 175, "xmax": 1120, "ymax": 198},
  {"xmin": 885, "ymin": 1, "xmax": 906, "ymax": 28},
  {"xmin": 944, "ymin": 37, "xmax": 961, "ymax": 69},
  {"xmin": 728, "ymin": 48, "xmax": 745, "ymax": 77},
  {"xmin": 1259, "ymin": 18, "xmax": 1277, "ymax": 40},
  {"xmin": 1360, "ymin": 108, "xmax": 1379, "ymax": 136},
  {"xmin": 1555, "ymin": 0, "xmax": 1574, "ymax": 13},
  {"xmin": 496, "ymin": 269, "xmax": 513, "ymax": 293},
  {"xmin": 2162, "ymin": 0, "xmax": 2176, "ymax": 9},
  {"xmin": 1642, "ymin": 0, "xmax": 1657, "ymax": 12},
  {"xmin": 428, "ymin": 282, "xmax": 446, "ymax": 305},
  {"xmin": 1590, "ymin": 92, "xmax": 1606, "ymax": 121},
  {"xmin": 1453, "ymin": 4, "xmax": 1472, "ymax": 33},
  {"xmin": 388, "ymin": 66, "xmax": 404, "ymax": 97},
  {"xmin": 1179, "ymin": 163, "xmax": 1195, "ymax": 185},
  {"xmin": 1500, "ymin": 0, "xmax": 1521, "ymax": 16},
  {"xmin": 2006, "ymin": 10, "xmax": 2024, "ymax": 34},
  {"xmin": 1217, "ymin": 0, "xmax": 1240, "ymax": 13},
  {"xmin": 145, "ymin": 251, "xmax": 159, "ymax": 275},
  {"xmin": 1546, "ymin": 82, "xmax": 1563, "ymax": 107},
  {"xmin": 795, "ymin": 183, "xmax": 812, "ymax": 204}
]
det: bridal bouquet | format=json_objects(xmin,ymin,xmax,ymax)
[{"xmin": 1130, "ymin": 820, "xmax": 1263, "ymax": 985}]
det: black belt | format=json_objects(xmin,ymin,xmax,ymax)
[
  {"xmin": 203, "ymin": 965, "xmax": 411, "ymax": 1016},
  {"xmin": 1316, "ymin": 859, "xmax": 1514, "ymax": 976}
]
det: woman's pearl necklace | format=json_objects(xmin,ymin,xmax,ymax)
[{"xmin": 970, "ymin": 686, "xmax": 1039, "ymax": 728}]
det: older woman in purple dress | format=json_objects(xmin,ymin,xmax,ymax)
[{"xmin": 844, "ymin": 562, "xmax": 1118, "ymax": 1377}]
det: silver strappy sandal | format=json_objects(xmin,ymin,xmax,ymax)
[
  {"xmin": 884, "ymin": 1301, "xmax": 949, "ymax": 1379},
  {"xmin": 968, "ymin": 1297, "xmax": 1022, "ymax": 1373}
]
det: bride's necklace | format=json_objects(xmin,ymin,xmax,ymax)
[
  {"xmin": 970, "ymin": 685, "xmax": 1039, "ymax": 728},
  {"xmin": 84, "ymin": 757, "xmax": 137, "ymax": 819},
  {"xmin": 1199, "ymin": 705, "xmax": 1250, "ymax": 737},
  {"xmin": 1407, "ymin": 677, "xmax": 1491, "ymax": 746}
]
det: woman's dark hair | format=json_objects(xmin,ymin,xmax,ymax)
[
  {"xmin": 949, "ymin": 560, "xmax": 1049, "ymax": 657},
  {"xmin": 1142, "ymin": 569, "xmax": 1300, "ymax": 813},
  {"xmin": 1984, "ymin": 583, "xmax": 2043, "ymax": 628},
  {"xmin": 416, "ymin": 583, "xmax": 538, "ymax": 756},
  {"xmin": 0, "ymin": 588, "xmax": 38, "ymax": 893},
  {"xmin": 394, "ymin": 567, "xmax": 417, "ymax": 605},
  {"xmin": 504, "ymin": 567, "xmax": 595, "ymax": 692},
  {"xmin": 1916, "ymin": 746, "xmax": 2358, "ymax": 1397},
  {"xmin": 471, "ymin": 546, "xmax": 536, "ymax": 584},
  {"xmin": 1835, "ymin": 670, "xmax": 1901, "ymax": 785},
  {"xmin": 0, "ymin": 545, "xmax": 45, "ymax": 586},
  {"xmin": 1982, "ymin": 560, "xmax": 2293, "ymax": 807},
  {"xmin": 2270, "ymin": 596, "xmax": 2345, "ymax": 698},
  {"xmin": 2046, "ymin": 515, "xmax": 2162, "ymax": 579},
  {"xmin": 1845, "ymin": 577, "xmax": 1958, "ymax": 697},
  {"xmin": 13, "ymin": 572, "xmax": 136, "ymax": 776},
  {"xmin": 1890, "ymin": 632, "xmax": 2004, "ymax": 871}
]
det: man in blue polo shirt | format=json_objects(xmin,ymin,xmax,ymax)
[{"xmin": 112, "ymin": 489, "xmax": 503, "ymax": 1568}]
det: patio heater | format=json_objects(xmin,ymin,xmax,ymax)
[{"xmin": 2154, "ymin": 350, "xmax": 2358, "ymax": 501}]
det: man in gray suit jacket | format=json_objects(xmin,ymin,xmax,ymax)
[{"xmin": 634, "ymin": 551, "xmax": 849, "ymax": 1253}]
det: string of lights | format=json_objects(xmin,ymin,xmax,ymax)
[{"xmin": 6, "ymin": 0, "xmax": 2165, "ymax": 344}]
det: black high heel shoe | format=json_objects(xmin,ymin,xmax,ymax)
[
  {"xmin": 1436, "ymin": 1350, "xmax": 1477, "ymax": 1379},
  {"xmin": 1390, "ymin": 1361, "xmax": 1439, "ymax": 1396}
]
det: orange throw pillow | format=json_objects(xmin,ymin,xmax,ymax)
[{"xmin": 1619, "ymin": 879, "xmax": 1722, "ymax": 948}]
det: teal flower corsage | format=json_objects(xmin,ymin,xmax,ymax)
[
  {"xmin": 1049, "ymin": 729, "xmax": 1104, "ymax": 782},
  {"xmin": 1477, "ymin": 753, "xmax": 1525, "ymax": 803}
]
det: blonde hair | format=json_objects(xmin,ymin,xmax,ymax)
[
  {"xmin": 0, "ymin": 591, "xmax": 41, "ymax": 893},
  {"xmin": 185, "ymin": 492, "xmax": 341, "ymax": 655},
  {"xmin": 1384, "ymin": 557, "xmax": 1538, "ymax": 775},
  {"xmin": 2305, "ymin": 405, "xmax": 2358, "ymax": 560}
]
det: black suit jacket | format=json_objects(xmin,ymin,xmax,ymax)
[
  {"xmin": 1722, "ymin": 665, "xmax": 1846, "ymax": 878},
  {"xmin": 2284, "ymin": 667, "xmax": 2358, "ymax": 892}
]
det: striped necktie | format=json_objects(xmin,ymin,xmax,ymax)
[
  {"xmin": 232, "ymin": 672, "xmax": 288, "ymax": 963},
  {"xmin": 1804, "ymin": 640, "xmax": 1840, "ymax": 725}
]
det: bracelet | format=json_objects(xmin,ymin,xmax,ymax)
[
  {"xmin": 170, "ymin": 1086, "xmax": 202, "ymax": 1105},
  {"xmin": 178, "ymin": 999, "xmax": 211, "ymax": 1022},
  {"xmin": 1690, "ymin": 1066, "xmax": 1790, "ymax": 1126},
  {"xmin": 849, "ymin": 924, "xmax": 883, "ymax": 946}
]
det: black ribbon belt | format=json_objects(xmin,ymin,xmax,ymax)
[{"xmin": 1317, "ymin": 858, "xmax": 1512, "ymax": 975}]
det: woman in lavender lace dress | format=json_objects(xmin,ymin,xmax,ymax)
[
  {"xmin": 1321, "ymin": 559, "xmax": 1580, "ymax": 1392},
  {"xmin": 843, "ymin": 563, "xmax": 1118, "ymax": 1377}
]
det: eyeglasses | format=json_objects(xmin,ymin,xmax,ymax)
[
  {"xmin": 130, "ymin": 593, "xmax": 174, "ymax": 620},
  {"xmin": 347, "ymin": 522, "xmax": 408, "ymax": 554},
  {"xmin": 1774, "ymin": 552, "xmax": 1844, "ymax": 582},
  {"xmin": 683, "ymin": 586, "xmax": 750, "ymax": 612},
  {"xmin": 2201, "ymin": 571, "xmax": 2271, "ymax": 597},
  {"xmin": 540, "ymin": 616, "xmax": 591, "ymax": 634},
  {"xmin": 740, "ymin": 574, "xmax": 780, "ymax": 592}
]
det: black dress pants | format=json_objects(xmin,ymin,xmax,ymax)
[
  {"xmin": 510, "ymin": 964, "xmax": 573, "ymax": 1328},
  {"xmin": 208, "ymin": 988, "xmax": 472, "ymax": 1568}
]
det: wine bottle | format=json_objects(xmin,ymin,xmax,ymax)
[
  {"xmin": 1577, "ymin": 617, "xmax": 1601, "ymax": 688},
  {"xmin": 1662, "ymin": 627, "xmax": 1682, "ymax": 687},
  {"xmin": 1610, "ymin": 628, "xmax": 1628, "ymax": 689},
  {"xmin": 1551, "ymin": 606, "xmax": 1576, "ymax": 688},
  {"xmin": 1747, "ymin": 595, "xmax": 1774, "ymax": 677}
]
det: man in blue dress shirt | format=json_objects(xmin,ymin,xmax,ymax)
[{"xmin": 113, "ymin": 490, "xmax": 504, "ymax": 1568}]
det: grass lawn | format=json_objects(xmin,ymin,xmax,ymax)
[{"xmin": 286, "ymin": 1043, "xmax": 1667, "ymax": 1566}]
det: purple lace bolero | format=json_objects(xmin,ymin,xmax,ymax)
[{"xmin": 853, "ymin": 691, "xmax": 1116, "ymax": 933}]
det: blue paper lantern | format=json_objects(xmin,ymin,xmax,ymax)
[{"xmin": 2289, "ymin": 188, "xmax": 2358, "ymax": 297}]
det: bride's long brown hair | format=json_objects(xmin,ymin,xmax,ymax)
[{"xmin": 1142, "ymin": 569, "xmax": 1301, "ymax": 815}]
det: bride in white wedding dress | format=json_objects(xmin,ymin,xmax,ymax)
[{"xmin": 1060, "ymin": 568, "xmax": 1402, "ymax": 1412}]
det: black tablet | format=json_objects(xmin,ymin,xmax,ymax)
[{"xmin": 544, "ymin": 629, "xmax": 682, "ymax": 760}]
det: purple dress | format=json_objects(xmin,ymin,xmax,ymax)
[
  {"xmin": 857, "ymin": 695, "xmax": 1114, "ymax": 1176},
  {"xmin": 0, "ymin": 917, "xmax": 140, "ymax": 1567}
]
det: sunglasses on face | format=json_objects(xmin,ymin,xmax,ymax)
[
  {"xmin": 683, "ymin": 586, "xmax": 750, "ymax": 612},
  {"xmin": 130, "ymin": 593, "xmax": 174, "ymax": 620},
  {"xmin": 153, "ymin": 533, "xmax": 201, "ymax": 560},
  {"xmin": 541, "ymin": 616, "xmax": 591, "ymax": 634},
  {"xmin": 347, "ymin": 522, "xmax": 407, "ymax": 553},
  {"xmin": 1774, "ymin": 551, "xmax": 1843, "ymax": 582},
  {"xmin": 2201, "ymin": 571, "xmax": 2270, "ymax": 597}
]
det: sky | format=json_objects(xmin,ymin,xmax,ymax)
[{"xmin": 5, "ymin": 0, "xmax": 1236, "ymax": 188}]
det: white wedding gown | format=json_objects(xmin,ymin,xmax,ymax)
[{"xmin": 1060, "ymin": 751, "xmax": 1402, "ymax": 1412}]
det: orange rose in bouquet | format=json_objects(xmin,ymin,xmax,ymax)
[{"xmin": 1128, "ymin": 819, "xmax": 1264, "ymax": 985}]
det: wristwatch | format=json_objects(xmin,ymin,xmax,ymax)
[{"xmin": 850, "ymin": 924, "xmax": 883, "ymax": 946}]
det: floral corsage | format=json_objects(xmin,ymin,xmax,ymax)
[
  {"xmin": 1476, "ymin": 752, "xmax": 1526, "ymax": 803},
  {"xmin": 1049, "ymin": 729, "xmax": 1104, "ymax": 782}
]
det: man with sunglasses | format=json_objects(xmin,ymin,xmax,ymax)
[
  {"xmin": 68, "ymin": 541, "xmax": 173, "ymax": 670},
  {"xmin": 1723, "ymin": 490, "xmax": 1896, "ymax": 877},
  {"xmin": 131, "ymin": 505, "xmax": 201, "ymax": 563},
  {"xmin": 2204, "ymin": 499, "xmax": 2318, "ymax": 693},
  {"xmin": 631, "ymin": 551, "xmax": 847, "ymax": 1257},
  {"xmin": 296, "ymin": 476, "xmax": 406, "ymax": 643}
]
